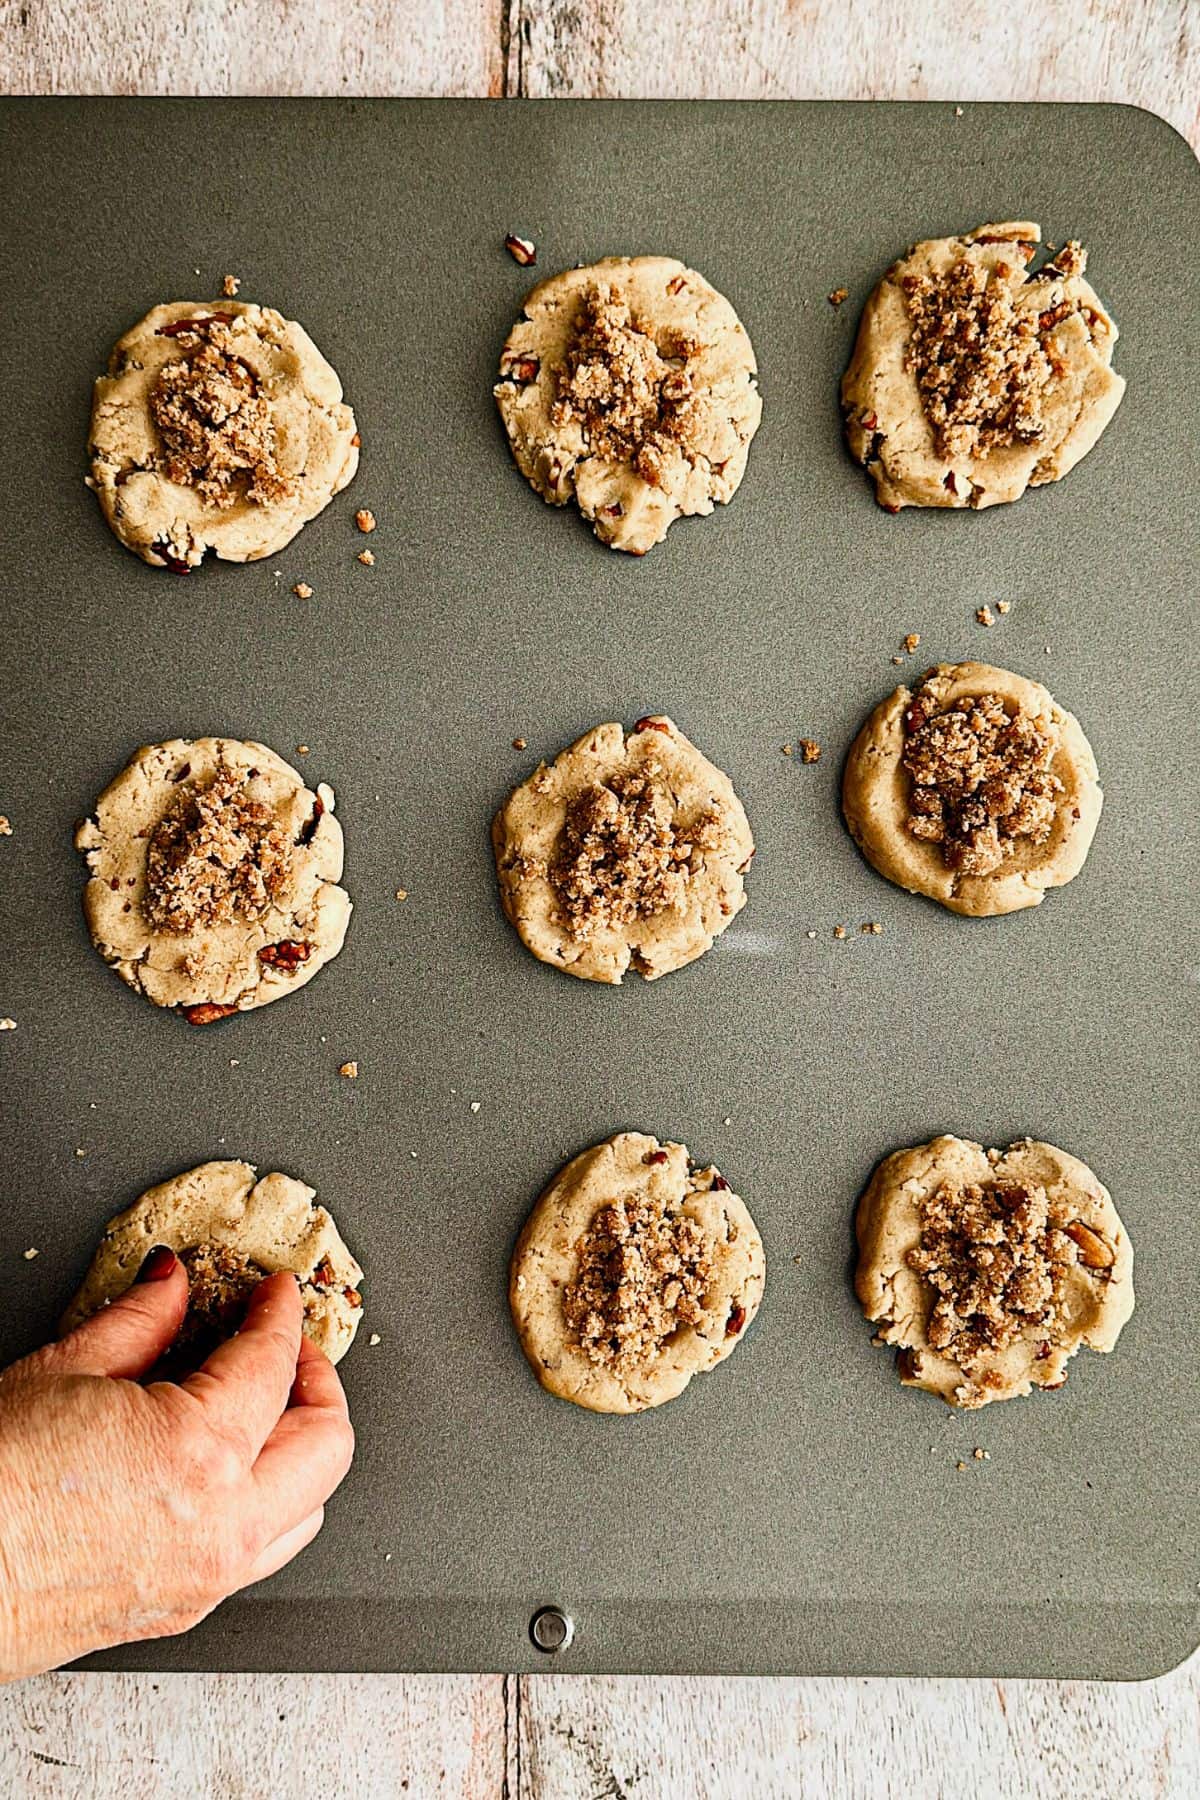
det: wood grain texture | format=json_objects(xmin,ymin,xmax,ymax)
[
  {"xmin": 1, "ymin": 2, "xmax": 1198, "ymax": 1795},
  {"xmin": 509, "ymin": 0, "xmax": 1200, "ymax": 151},
  {"xmin": 0, "ymin": 0, "xmax": 507, "ymax": 98},
  {"xmin": 0, "ymin": 1672, "xmax": 506, "ymax": 1799}
]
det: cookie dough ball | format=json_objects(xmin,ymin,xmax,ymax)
[
  {"xmin": 62, "ymin": 1160, "xmax": 364, "ymax": 1365},
  {"xmin": 842, "ymin": 222, "xmax": 1124, "ymax": 511},
  {"xmin": 510, "ymin": 1132, "xmax": 765, "ymax": 1414},
  {"xmin": 75, "ymin": 737, "xmax": 352, "ymax": 1022},
  {"xmin": 88, "ymin": 301, "xmax": 360, "ymax": 568},
  {"xmin": 492, "ymin": 714, "xmax": 754, "ymax": 983},
  {"xmin": 842, "ymin": 662, "xmax": 1101, "ymax": 917},
  {"xmin": 494, "ymin": 255, "xmax": 762, "ymax": 554},
  {"xmin": 855, "ymin": 1135, "xmax": 1133, "ymax": 1409}
]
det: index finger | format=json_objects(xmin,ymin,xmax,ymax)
[{"xmin": 182, "ymin": 1271, "xmax": 303, "ymax": 1459}]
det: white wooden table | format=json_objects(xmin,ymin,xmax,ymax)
[{"xmin": 2, "ymin": 5, "xmax": 1198, "ymax": 1794}]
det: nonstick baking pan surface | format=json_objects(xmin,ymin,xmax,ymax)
[{"xmin": 1, "ymin": 97, "xmax": 1197, "ymax": 1676}]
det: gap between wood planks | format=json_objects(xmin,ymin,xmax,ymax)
[
  {"xmin": 501, "ymin": 2, "xmax": 525, "ymax": 97},
  {"xmin": 503, "ymin": 1670, "xmax": 522, "ymax": 1798}
]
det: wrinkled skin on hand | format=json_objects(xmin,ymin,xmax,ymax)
[{"xmin": 0, "ymin": 1255, "xmax": 354, "ymax": 1681}]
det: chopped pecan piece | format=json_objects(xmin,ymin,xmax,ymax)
[
  {"xmin": 257, "ymin": 940, "xmax": 312, "ymax": 973},
  {"xmin": 155, "ymin": 312, "xmax": 236, "ymax": 338},
  {"xmin": 183, "ymin": 1001, "xmax": 238, "ymax": 1026}
]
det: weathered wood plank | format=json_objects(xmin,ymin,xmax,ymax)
[
  {"xmin": 0, "ymin": 0, "xmax": 507, "ymax": 98},
  {"xmin": 517, "ymin": 1664, "xmax": 1200, "ymax": 1799},
  {"xmin": 0, "ymin": 1671, "xmax": 507, "ymax": 1800},
  {"xmin": 511, "ymin": 0, "xmax": 1200, "ymax": 150}
]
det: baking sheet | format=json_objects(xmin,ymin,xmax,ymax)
[{"xmin": 0, "ymin": 97, "xmax": 1197, "ymax": 1678}]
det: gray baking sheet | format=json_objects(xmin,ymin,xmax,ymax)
[{"xmin": 0, "ymin": 97, "xmax": 1197, "ymax": 1678}]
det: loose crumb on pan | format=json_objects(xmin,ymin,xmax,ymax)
[
  {"xmin": 512, "ymin": 737, "xmax": 527, "ymax": 750},
  {"xmin": 293, "ymin": 582, "xmax": 313, "ymax": 598},
  {"xmin": 781, "ymin": 743, "xmax": 793, "ymax": 756},
  {"xmin": 902, "ymin": 680, "xmax": 1060, "ymax": 876},
  {"xmin": 355, "ymin": 509, "xmax": 377, "ymax": 533},
  {"xmin": 150, "ymin": 318, "xmax": 294, "ymax": 509},
  {"xmin": 861, "ymin": 921, "xmax": 883, "ymax": 935},
  {"xmin": 562, "ymin": 1192, "xmax": 713, "ymax": 1374},
  {"xmin": 0, "ymin": 1018, "xmax": 16, "ymax": 1031},
  {"xmin": 23, "ymin": 1247, "xmax": 38, "ymax": 1260},
  {"xmin": 221, "ymin": 274, "xmax": 241, "ymax": 297},
  {"xmin": 296, "ymin": 744, "xmax": 310, "ymax": 756},
  {"xmin": 903, "ymin": 633, "xmax": 921, "ymax": 654},
  {"xmin": 338, "ymin": 1061, "xmax": 359, "ymax": 1079},
  {"xmin": 394, "ymin": 888, "xmax": 408, "ymax": 902},
  {"xmin": 356, "ymin": 549, "xmax": 375, "ymax": 566},
  {"xmin": 368, "ymin": 1332, "xmax": 382, "ymax": 1346},
  {"xmin": 551, "ymin": 771, "xmax": 721, "ymax": 940},
  {"xmin": 833, "ymin": 924, "xmax": 847, "ymax": 940},
  {"xmin": 143, "ymin": 769, "xmax": 293, "ymax": 933},
  {"xmin": 505, "ymin": 234, "xmax": 537, "ymax": 266},
  {"xmin": 976, "ymin": 605, "xmax": 995, "ymax": 627},
  {"xmin": 0, "ymin": 816, "xmax": 12, "ymax": 836},
  {"xmin": 828, "ymin": 286, "xmax": 849, "ymax": 307},
  {"xmin": 799, "ymin": 738, "xmax": 822, "ymax": 764},
  {"xmin": 997, "ymin": 600, "xmax": 1012, "ymax": 615}
]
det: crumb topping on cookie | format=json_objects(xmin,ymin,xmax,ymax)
[
  {"xmin": 550, "ymin": 285, "xmax": 700, "ymax": 486},
  {"xmin": 150, "ymin": 320, "xmax": 295, "ymax": 509},
  {"xmin": 902, "ymin": 244, "xmax": 1089, "ymax": 460},
  {"xmin": 907, "ymin": 1178, "xmax": 1103, "ymax": 1368},
  {"xmin": 174, "ymin": 1242, "xmax": 266, "ymax": 1353},
  {"xmin": 902, "ymin": 684, "xmax": 1060, "ymax": 876},
  {"xmin": 562, "ymin": 1193, "xmax": 713, "ymax": 1371},
  {"xmin": 144, "ymin": 769, "xmax": 294, "ymax": 933},
  {"xmin": 551, "ymin": 771, "xmax": 721, "ymax": 938}
]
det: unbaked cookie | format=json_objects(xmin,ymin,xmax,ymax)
[
  {"xmin": 855, "ymin": 1134, "xmax": 1133, "ymax": 1409},
  {"xmin": 62, "ymin": 1160, "xmax": 364, "ymax": 1365},
  {"xmin": 842, "ymin": 662, "xmax": 1101, "ymax": 916},
  {"xmin": 494, "ymin": 255, "xmax": 762, "ymax": 554},
  {"xmin": 492, "ymin": 714, "xmax": 753, "ymax": 983},
  {"xmin": 842, "ymin": 222, "xmax": 1124, "ymax": 511},
  {"xmin": 76, "ymin": 737, "xmax": 351, "ymax": 1021},
  {"xmin": 510, "ymin": 1132, "xmax": 765, "ymax": 1414},
  {"xmin": 88, "ymin": 301, "xmax": 359, "ymax": 568}
]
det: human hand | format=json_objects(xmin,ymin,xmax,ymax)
[{"xmin": 0, "ymin": 1248, "xmax": 354, "ymax": 1681}]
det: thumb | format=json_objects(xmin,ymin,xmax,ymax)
[{"xmin": 43, "ymin": 1246, "xmax": 190, "ymax": 1380}]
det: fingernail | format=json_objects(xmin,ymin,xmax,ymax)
[{"xmin": 135, "ymin": 1244, "xmax": 177, "ymax": 1284}]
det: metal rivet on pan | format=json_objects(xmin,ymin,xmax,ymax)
[{"xmin": 529, "ymin": 1605, "xmax": 574, "ymax": 1654}]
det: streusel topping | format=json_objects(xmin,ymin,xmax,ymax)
[
  {"xmin": 174, "ymin": 1242, "xmax": 265, "ymax": 1354},
  {"xmin": 902, "ymin": 685, "xmax": 1060, "ymax": 876},
  {"xmin": 907, "ymin": 1179, "xmax": 1081, "ymax": 1368},
  {"xmin": 150, "ymin": 320, "xmax": 295, "ymax": 509},
  {"xmin": 144, "ymin": 769, "xmax": 293, "ymax": 933},
  {"xmin": 563, "ymin": 1193, "xmax": 713, "ymax": 1372},
  {"xmin": 902, "ymin": 245, "xmax": 1089, "ymax": 460},
  {"xmin": 551, "ymin": 771, "xmax": 721, "ymax": 938},
  {"xmin": 551, "ymin": 285, "xmax": 700, "ymax": 487}
]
